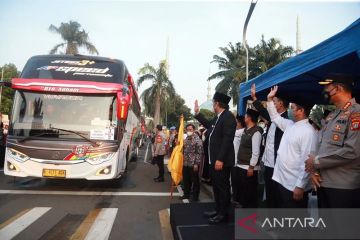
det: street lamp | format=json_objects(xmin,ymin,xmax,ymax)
[{"xmin": 243, "ymin": 0, "xmax": 258, "ymax": 82}]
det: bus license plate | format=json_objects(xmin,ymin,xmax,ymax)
[{"xmin": 42, "ymin": 169, "xmax": 66, "ymax": 178}]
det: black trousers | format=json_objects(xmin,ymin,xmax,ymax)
[
  {"xmin": 182, "ymin": 166, "xmax": 200, "ymax": 199},
  {"xmin": 277, "ymin": 183, "xmax": 308, "ymax": 208},
  {"xmin": 210, "ymin": 165, "xmax": 231, "ymax": 216},
  {"xmin": 154, "ymin": 155, "xmax": 165, "ymax": 178},
  {"xmin": 231, "ymin": 167, "xmax": 241, "ymax": 203},
  {"xmin": 238, "ymin": 168, "xmax": 258, "ymax": 208},
  {"xmin": 264, "ymin": 166, "xmax": 279, "ymax": 208},
  {"xmin": 202, "ymin": 145, "xmax": 210, "ymax": 180},
  {"xmin": 317, "ymin": 187, "xmax": 360, "ymax": 208}
]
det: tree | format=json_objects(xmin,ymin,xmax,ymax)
[
  {"xmin": 209, "ymin": 37, "xmax": 294, "ymax": 105},
  {"xmin": 137, "ymin": 61, "xmax": 175, "ymax": 125},
  {"xmin": 208, "ymin": 42, "xmax": 247, "ymax": 105},
  {"xmin": 250, "ymin": 35, "xmax": 294, "ymax": 77},
  {"xmin": 164, "ymin": 94, "xmax": 192, "ymax": 128},
  {"xmin": 0, "ymin": 64, "xmax": 20, "ymax": 114},
  {"xmin": 48, "ymin": 21, "xmax": 99, "ymax": 55}
]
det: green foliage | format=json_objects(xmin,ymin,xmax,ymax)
[
  {"xmin": 137, "ymin": 61, "xmax": 175, "ymax": 125},
  {"xmin": 164, "ymin": 94, "xmax": 192, "ymax": 128},
  {"xmin": 210, "ymin": 36, "xmax": 294, "ymax": 105},
  {"xmin": 1, "ymin": 63, "xmax": 20, "ymax": 114},
  {"xmin": 199, "ymin": 109, "xmax": 216, "ymax": 122},
  {"xmin": 49, "ymin": 21, "xmax": 98, "ymax": 55}
]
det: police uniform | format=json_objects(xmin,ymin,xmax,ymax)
[
  {"xmin": 314, "ymin": 74, "xmax": 360, "ymax": 208},
  {"xmin": 153, "ymin": 130, "xmax": 167, "ymax": 181}
]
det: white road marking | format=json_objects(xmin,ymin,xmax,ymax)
[
  {"xmin": 0, "ymin": 207, "xmax": 51, "ymax": 240},
  {"xmin": 0, "ymin": 189, "xmax": 180, "ymax": 196},
  {"xmin": 85, "ymin": 208, "xmax": 118, "ymax": 240},
  {"xmin": 176, "ymin": 185, "xmax": 189, "ymax": 203}
]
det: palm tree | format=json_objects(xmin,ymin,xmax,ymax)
[
  {"xmin": 137, "ymin": 61, "xmax": 175, "ymax": 125},
  {"xmin": 208, "ymin": 42, "xmax": 248, "ymax": 105},
  {"xmin": 250, "ymin": 35, "xmax": 294, "ymax": 77},
  {"xmin": 210, "ymin": 37, "xmax": 294, "ymax": 104},
  {"xmin": 48, "ymin": 21, "xmax": 99, "ymax": 55}
]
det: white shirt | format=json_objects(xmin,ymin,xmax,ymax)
[
  {"xmin": 233, "ymin": 128, "xmax": 244, "ymax": 165},
  {"xmin": 236, "ymin": 130, "xmax": 262, "ymax": 171},
  {"xmin": 261, "ymin": 111, "xmax": 285, "ymax": 168},
  {"xmin": 267, "ymin": 101, "xmax": 318, "ymax": 192},
  {"xmin": 262, "ymin": 122, "xmax": 276, "ymax": 168}
]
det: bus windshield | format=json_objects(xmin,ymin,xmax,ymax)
[{"xmin": 10, "ymin": 91, "xmax": 118, "ymax": 141}]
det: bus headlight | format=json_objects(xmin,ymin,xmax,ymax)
[
  {"xmin": 85, "ymin": 152, "xmax": 115, "ymax": 165},
  {"xmin": 7, "ymin": 148, "xmax": 30, "ymax": 163}
]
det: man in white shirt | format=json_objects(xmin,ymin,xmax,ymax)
[
  {"xmin": 267, "ymin": 86, "xmax": 317, "ymax": 208},
  {"xmin": 251, "ymin": 83, "xmax": 289, "ymax": 208},
  {"xmin": 231, "ymin": 115, "xmax": 245, "ymax": 206},
  {"xmin": 236, "ymin": 109, "xmax": 263, "ymax": 208}
]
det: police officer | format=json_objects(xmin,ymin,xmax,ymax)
[
  {"xmin": 305, "ymin": 73, "xmax": 360, "ymax": 208},
  {"xmin": 153, "ymin": 124, "xmax": 167, "ymax": 182}
]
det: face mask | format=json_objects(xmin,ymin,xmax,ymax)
[
  {"xmin": 187, "ymin": 131, "xmax": 193, "ymax": 136},
  {"xmin": 322, "ymin": 90, "xmax": 331, "ymax": 104},
  {"xmin": 287, "ymin": 109, "xmax": 295, "ymax": 121}
]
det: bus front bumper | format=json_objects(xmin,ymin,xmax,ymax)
[{"xmin": 3, "ymin": 151, "xmax": 122, "ymax": 180}]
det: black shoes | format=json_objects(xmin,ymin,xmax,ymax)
[
  {"xmin": 203, "ymin": 210, "xmax": 217, "ymax": 218},
  {"xmin": 208, "ymin": 214, "xmax": 227, "ymax": 224}
]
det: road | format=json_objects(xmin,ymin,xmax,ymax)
[{"xmin": 0, "ymin": 144, "xmax": 212, "ymax": 240}]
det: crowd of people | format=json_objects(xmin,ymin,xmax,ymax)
[{"xmin": 148, "ymin": 73, "xmax": 359, "ymax": 224}]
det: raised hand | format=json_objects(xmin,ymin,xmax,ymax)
[
  {"xmin": 194, "ymin": 100, "xmax": 200, "ymax": 114},
  {"xmin": 267, "ymin": 85, "xmax": 278, "ymax": 101},
  {"xmin": 251, "ymin": 83, "xmax": 257, "ymax": 101}
]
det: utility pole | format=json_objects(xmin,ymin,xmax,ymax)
[
  {"xmin": 0, "ymin": 67, "xmax": 4, "ymax": 111},
  {"xmin": 243, "ymin": 0, "xmax": 258, "ymax": 82}
]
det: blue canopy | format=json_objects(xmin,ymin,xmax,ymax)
[{"xmin": 238, "ymin": 18, "xmax": 360, "ymax": 114}]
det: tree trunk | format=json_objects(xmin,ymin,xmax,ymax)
[
  {"xmin": 153, "ymin": 93, "xmax": 161, "ymax": 126},
  {"xmin": 66, "ymin": 42, "xmax": 78, "ymax": 55}
]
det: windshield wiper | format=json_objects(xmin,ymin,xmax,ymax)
[
  {"xmin": 17, "ymin": 132, "xmax": 69, "ymax": 143},
  {"xmin": 49, "ymin": 126, "xmax": 100, "ymax": 147}
]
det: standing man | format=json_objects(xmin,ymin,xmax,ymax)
[
  {"xmin": 153, "ymin": 124, "xmax": 167, "ymax": 182},
  {"xmin": 181, "ymin": 124, "xmax": 204, "ymax": 202},
  {"xmin": 236, "ymin": 109, "xmax": 263, "ymax": 208},
  {"xmin": 231, "ymin": 115, "xmax": 245, "ymax": 207},
  {"xmin": 194, "ymin": 92, "xmax": 236, "ymax": 224},
  {"xmin": 251, "ymin": 83, "xmax": 289, "ymax": 208},
  {"xmin": 267, "ymin": 86, "xmax": 317, "ymax": 208},
  {"xmin": 305, "ymin": 74, "xmax": 360, "ymax": 208}
]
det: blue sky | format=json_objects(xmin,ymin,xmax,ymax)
[{"xmin": 0, "ymin": 0, "xmax": 359, "ymax": 109}]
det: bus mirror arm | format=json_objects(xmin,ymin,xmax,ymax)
[{"xmin": 0, "ymin": 80, "xmax": 12, "ymax": 88}]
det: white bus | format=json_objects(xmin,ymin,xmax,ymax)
[{"xmin": 2, "ymin": 55, "xmax": 142, "ymax": 180}]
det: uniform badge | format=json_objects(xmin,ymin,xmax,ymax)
[
  {"xmin": 350, "ymin": 112, "xmax": 360, "ymax": 131},
  {"xmin": 332, "ymin": 134, "xmax": 340, "ymax": 141},
  {"xmin": 340, "ymin": 113, "xmax": 350, "ymax": 120}
]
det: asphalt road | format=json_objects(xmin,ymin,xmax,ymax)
[{"xmin": 0, "ymin": 143, "xmax": 213, "ymax": 240}]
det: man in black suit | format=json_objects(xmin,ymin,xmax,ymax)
[
  {"xmin": 194, "ymin": 92, "xmax": 236, "ymax": 224},
  {"xmin": 251, "ymin": 83, "xmax": 289, "ymax": 208}
]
